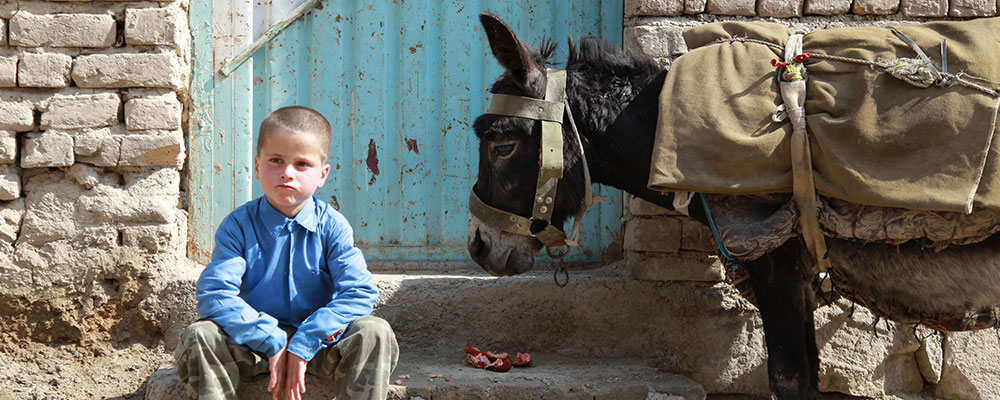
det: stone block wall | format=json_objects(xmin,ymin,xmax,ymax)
[
  {"xmin": 625, "ymin": 2, "xmax": 1000, "ymax": 398},
  {"xmin": 0, "ymin": 0, "xmax": 191, "ymax": 345},
  {"xmin": 624, "ymin": 195, "xmax": 723, "ymax": 281}
]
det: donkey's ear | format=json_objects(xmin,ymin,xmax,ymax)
[{"xmin": 480, "ymin": 12, "xmax": 543, "ymax": 91}]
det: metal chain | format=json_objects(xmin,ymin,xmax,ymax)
[{"xmin": 553, "ymin": 265, "xmax": 569, "ymax": 287}]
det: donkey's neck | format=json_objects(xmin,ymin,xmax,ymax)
[{"xmin": 573, "ymin": 69, "xmax": 673, "ymax": 209}]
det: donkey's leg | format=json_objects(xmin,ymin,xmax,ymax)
[{"xmin": 745, "ymin": 240, "xmax": 819, "ymax": 399}]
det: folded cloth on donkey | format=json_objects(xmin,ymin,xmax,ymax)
[
  {"xmin": 648, "ymin": 18, "xmax": 1000, "ymax": 213},
  {"xmin": 704, "ymin": 193, "xmax": 1000, "ymax": 262}
]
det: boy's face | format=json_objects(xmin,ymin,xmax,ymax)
[{"xmin": 254, "ymin": 128, "xmax": 330, "ymax": 218}]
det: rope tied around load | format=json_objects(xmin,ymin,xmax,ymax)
[
  {"xmin": 883, "ymin": 57, "xmax": 937, "ymax": 88},
  {"xmin": 713, "ymin": 34, "xmax": 1000, "ymax": 98}
]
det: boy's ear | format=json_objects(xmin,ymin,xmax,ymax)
[
  {"xmin": 253, "ymin": 155, "xmax": 260, "ymax": 180},
  {"xmin": 317, "ymin": 163, "xmax": 330, "ymax": 187}
]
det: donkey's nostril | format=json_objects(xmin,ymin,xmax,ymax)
[{"xmin": 470, "ymin": 228, "xmax": 489, "ymax": 263}]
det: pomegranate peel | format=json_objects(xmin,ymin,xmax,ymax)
[
  {"xmin": 485, "ymin": 357, "xmax": 512, "ymax": 372},
  {"xmin": 463, "ymin": 345, "xmax": 530, "ymax": 372},
  {"xmin": 464, "ymin": 344, "xmax": 484, "ymax": 356},
  {"xmin": 467, "ymin": 353, "xmax": 490, "ymax": 368},
  {"xmin": 512, "ymin": 352, "xmax": 532, "ymax": 367}
]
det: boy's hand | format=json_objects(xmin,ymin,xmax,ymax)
[
  {"xmin": 283, "ymin": 352, "xmax": 308, "ymax": 400},
  {"xmin": 267, "ymin": 347, "xmax": 288, "ymax": 400}
]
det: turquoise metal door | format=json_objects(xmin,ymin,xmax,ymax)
[{"xmin": 190, "ymin": 0, "xmax": 624, "ymax": 262}]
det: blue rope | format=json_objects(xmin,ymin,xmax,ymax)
[{"xmin": 699, "ymin": 194, "xmax": 739, "ymax": 271}]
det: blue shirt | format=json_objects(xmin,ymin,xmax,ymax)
[{"xmin": 196, "ymin": 196, "xmax": 377, "ymax": 361}]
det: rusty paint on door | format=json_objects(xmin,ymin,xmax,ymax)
[{"xmin": 191, "ymin": 0, "xmax": 624, "ymax": 262}]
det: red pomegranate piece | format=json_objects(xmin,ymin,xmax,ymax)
[
  {"xmin": 512, "ymin": 352, "xmax": 531, "ymax": 367},
  {"xmin": 485, "ymin": 356, "xmax": 512, "ymax": 372},
  {"xmin": 464, "ymin": 344, "xmax": 484, "ymax": 356},
  {"xmin": 467, "ymin": 353, "xmax": 490, "ymax": 368},
  {"xmin": 464, "ymin": 345, "xmax": 521, "ymax": 372}
]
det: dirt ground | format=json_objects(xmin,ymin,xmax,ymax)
[{"xmin": 1, "ymin": 340, "xmax": 172, "ymax": 400}]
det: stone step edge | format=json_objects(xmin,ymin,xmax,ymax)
[{"xmin": 145, "ymin": 354, "xmax": 706, "ymax": 400}]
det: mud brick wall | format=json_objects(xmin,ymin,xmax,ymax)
[
  {"xmin": 624, "ymin": 1, "xmax": 1000, "ymax": 398},
  {"xmin": 0, "ymin": 0, "xmax": 191, "ymax": 345},
  {"xmin": 621, "ymin": 0, "xmax": 1000, "ymax": 279}
]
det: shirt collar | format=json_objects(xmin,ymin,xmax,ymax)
[{"xmin": 259, "ymin": 196, "xmax": 319, "ymax": 236}]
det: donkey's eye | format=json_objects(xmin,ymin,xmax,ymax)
[{"xmin": 490, "ymin": 142, "xmax": 517, "ymax": 159}]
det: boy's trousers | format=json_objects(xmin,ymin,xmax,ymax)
[{"xmin": 174, "ymin": 315, "xmax": 398, "ymax": 400}]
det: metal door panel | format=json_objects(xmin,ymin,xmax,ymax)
[{"xmin": 191, "ymin": 0, "xmax": 624, "ymax": 262}]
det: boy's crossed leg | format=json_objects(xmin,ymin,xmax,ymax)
[{"xmin": 176, "ymin": 316, "xmax": 398, "ymax": 400}]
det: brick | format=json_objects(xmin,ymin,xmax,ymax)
[
  {"xmin": 949, "ymin": 0, "xmax": 997, "ymax": 15},
  {"xmin": 625, "ymin": 217, "xmax": 681, "ymax": 253},
  {"xmin": 19, "ymin": 176, "xmax": 78, "ymax": 244},
  {"xmin": 685, "ymin": 0, "xmax": 708, "ymax": 13},
  {"xmin": 681, "ymin": 218, "xmax": 716, "ymax": 252},
  {"xmin": 936, "ymin": 330, "xmax": 1000, "ymax": 400},
  {"xmin": 121, "ymin": 224, "xmax": 177, "ymax": 253},
  {"xmin": 125, "ymin": 96, "xmax": 181, "ymax": 130},
  {"xmin": 41, "ymin": 93, "xmax": 120, "ymax": 130},
  {"xmin": 852, "ymin": 0, "xmax": 900, "ymax": 14},
  {"xmin": 9, "ymin": 12, "xmax": 115, "ymax": 48},
  {"xmin": 625, "ymin": 26, "xmax": 688, "ymax": 59},
  {"xmin": 119, "ymin": 130, "xmax": 184, "ymax": 168},
  {"xmin": 72, "ymin": 53, "xmax": 182, "ymax": 89},
  {"xmin": 628, "ymin": 195, "xmax": 679, "ymax": 216},
  {"xmin": 759, "ymin": 0, "xmax": 804, "ymax": 16},
  {"xmin": 77, "ymin": 195, "xmax": 174, "ymax": 224},
  {"xmin": 17, "ymin": 53, "xmax": 73, "ymax": 88},
  {"xmin": 75, "ymin": 129, "xmax": 121, "ymax": 167},
  {"xmin": 0, "ymin": 199, "xmax": 24, "ymax": 244},
  {"xmin": 0, "ymin": 164, "xmax": 19, "ymax": 200},
  {"xmin": 125, "ymin": 7, "xmax": 184, "ymax": 46},
  {"xmin": 122, "ymin": 168, "xmax": 180, "ymax": 197},
  {"xmin": 626, "ymin": 252, "xmax": 725, "ymax": 282},
  {"xmin": 900, "ymin": 0, "xmax": 948, "ymax": 15},
  {"xmin": 625, "ymin": 0, "xmax": 685, "ymax": 16},
  {"xmin": 0, "ymin": 101, "xmax": 34, "ymax": 132},
  {"xmin": 21, "ymin": 131, "xmax": 74, "ymax": 168},
  {"xmin": 706, "ymin": 0, "xmax": 757, "ymax": 15},
  {"xmin": 1, "ymin": 18, "xmax": 6, "ymax": 46},
  {"xmin": 0, "ymin": 56, "xmax": 15, "ymax": 87},
  {"xmin": 805, "ymin": 0, "xmax": 852, "ymax": 14},
  {"xmin": 916, "ymin": 334, "xmax": 943, "ymax": 384},
  {"xmin": 66, "ymin": 163, "xmax": 99, "ymax": 190},
  {"xmin": 0, "ymin": 130, "xmax": 15, "ymax": 163}
]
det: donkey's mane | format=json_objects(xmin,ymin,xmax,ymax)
[
  {"xmin": 567, "ymin": 37, "xmax": 660, "ymax": 78},
  {"xmin": 566, "ymin": 38, "xmax": 662, "ymax": 139}
]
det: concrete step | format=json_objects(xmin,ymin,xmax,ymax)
[
  {"xmin": 153, "ymin": 261, "xmax": 767, "ymax": 395},
  {"xmin": 371, "ymin": 261, "xmax": 758, "ymax": 360},
  {"xmin": 145, "ymin": 352, "xmax": 706, "ymax": 400}
]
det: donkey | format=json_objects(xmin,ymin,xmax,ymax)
[{"xmin": 466, "ymin": 12, "xmax": 1000, "ymax": 399}]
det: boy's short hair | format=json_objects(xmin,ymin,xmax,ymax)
[{"xmin": 257, "ymin": 106, "xmax": 332, "ymax": 161}]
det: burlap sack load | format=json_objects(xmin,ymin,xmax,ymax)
[{"xmin": 648, "ymin": 18, "xmax": 1000, "ymax": 214}]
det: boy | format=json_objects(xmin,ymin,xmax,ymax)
[{"xmin": 175, "ymin": 106, "xmax": 398, "ymax": 400}]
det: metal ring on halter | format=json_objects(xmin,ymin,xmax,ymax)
[
  {"xmin": 545, "ymin": 243, "xmax": 570, "ymax": 259},
  {"xmin": 554, "ymin": 265, "xmax": 569, "ymax": 287}
]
